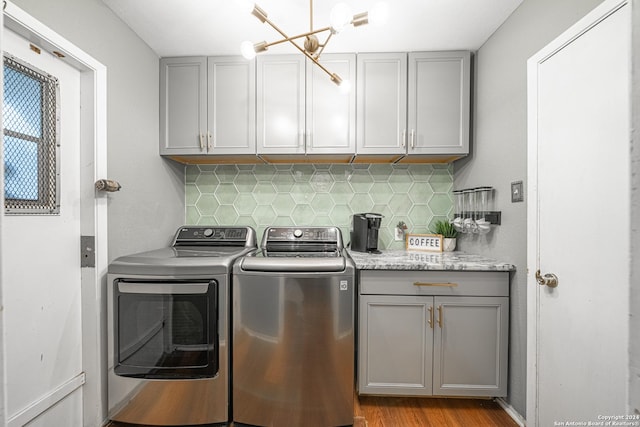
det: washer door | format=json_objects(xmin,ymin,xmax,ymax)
[{"xmin": 114, "ymin": 279, "xmax": 218, "ymax": 379}]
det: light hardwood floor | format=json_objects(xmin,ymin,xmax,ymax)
[
  {"xmin": 108, "ymin": 395, "xmax": 518, "ymax": 426},
  {"xmin": 354, "ymin": 396, "xmax": 518, "ymax": 426}
]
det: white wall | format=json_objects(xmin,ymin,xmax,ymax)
[
  {"xmin": 11, "ymin": 0, "xmax": 185, "ymax": 262},
  {"xmin": 454, "ymin": 0, "xmax": 604, "ymax": 416}
]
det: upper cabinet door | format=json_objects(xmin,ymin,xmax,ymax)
[
  {"xmin": 160, "ymin": 57, "xmax": 208, "ymax": 155},
  {"xmin": 207, "ymin": 57, "xmax": 256, "ymax": 155},
  {"xmin": 356, "ymin": 53, "xmax": 408, "ymax": 155},
  {"xmin": 257, "ymin": 55, "xmax": 306, "ymax": 155},
  {"xmin": 407, "ymin": 51, "xmax": 470, "ymax": 156},
  {"xmin": 306, "ymin": 54, "xmax": 356, "ymax": 154}
]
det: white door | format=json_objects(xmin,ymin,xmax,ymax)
[
  {"xmin": 527, "ymin": 1, "xmax": 630, "ymax": 425},
  {"xmin": 1, "ymin": 5, "xmax": 108, "ymax": 424},
  {"xmin": 3, "ymin": 27, "xmax": 84, "ymax": 426}
]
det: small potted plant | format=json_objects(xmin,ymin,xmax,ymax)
[{"xmin": 431, "ymin": 219, "xmax": 458, "ymax": 252}]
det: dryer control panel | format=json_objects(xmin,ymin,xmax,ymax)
[{"xmin": 172, "ymin": 226, "xmax": 256, "ymax": 247}]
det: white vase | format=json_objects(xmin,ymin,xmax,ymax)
[{"xmin": 443, "ymin": 238, "xmax": 457, "ymax": 252}]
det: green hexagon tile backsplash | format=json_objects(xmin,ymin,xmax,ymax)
[{"xmin": 186, "ymin": 163, "xmax": 453, "ymax": 250}]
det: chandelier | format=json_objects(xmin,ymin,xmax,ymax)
[{"xmin": 241, "ymin": 1, "xmax": 387, "ymax": 88}]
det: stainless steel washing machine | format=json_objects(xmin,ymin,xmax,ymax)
[
  {"xmin": 107, "ymin": 226, "xmax": 256, "ymax": 426},
  {"xmin": 232, "ymin": 226, "xmax": 355, "ymax": 427}
]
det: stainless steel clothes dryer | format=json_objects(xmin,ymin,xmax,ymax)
[{"xmin": 107, "ymin": 226, "xmax": 256, "ymax": 426}]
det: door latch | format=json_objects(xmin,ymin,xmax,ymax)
[{"xmin": 81, "ymin": 235, "xmax": 95, "ymax": 268}]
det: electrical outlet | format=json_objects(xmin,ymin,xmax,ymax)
[
  {"xmin": 511, "ymin": 181, "xmax": 524, "ymax": 203},
  {"xmin": 394, "ymin": 227, "xmax": 404, "ymax": 241}
]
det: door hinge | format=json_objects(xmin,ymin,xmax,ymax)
[{"xmin": 81, "ymin": 235, "xmax": 95, "ymax": 268}]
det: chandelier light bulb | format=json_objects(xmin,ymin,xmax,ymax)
[
  {"xmin": 339, "ymin": 79, "xmax": 352, "ymax": 95},
  {"xmin": 240, "ymin": 41, "xmax": 257, "ymax": 60},
  {"xmin": 329, "ymin": 2, "xmax": 352, "ymax": 32},
  {"xmin": 369, "ymin": 2, "xmax": 389, "ymax": 27},
  {"xmin": 239, "ymin": 0, "xmax": 255, "ymax": 16}
]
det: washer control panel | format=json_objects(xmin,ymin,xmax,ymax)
[{"xmin": 265, "ymin": 227, "xmax": 340, "ymax": 243}]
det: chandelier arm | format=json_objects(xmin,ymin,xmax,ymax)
[
  {"xmin": 313, "ymin": 31, "xmax": 334, "ymax": 60},
  {"xmin": 262, "ymin": 16, "xmax": 297, "ymax": 47},
  {"xmin": 253, "ymin": 3, "xmax": 342, "ymax": 86},
  {"xmin": 262, "ymin": 26, "xmax": 333, "ymax": 50},
  {"xmin": 304, "ymin": 49, "xmax": 339, "ymax": 82}
]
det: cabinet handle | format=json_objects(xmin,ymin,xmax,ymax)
[
  {"xmin": 199, "ymin": 133, "xmax": 205, "ymax": 151},
  {"xmin": 207, "ymin": 131, "xmax": 212, "ymax": 150},
  {"xmin": 410, "ymin": 129, "xmax": 415, "ymax": 149},
  {"xmin": 413, "ymin": 282, "xmax": 458, "ymax": 287},
  {"xmin": 437, "ymin": 305, "xmax": 443, "ymax": 328},
  {"xmin": 428, "ymin": 306, "xmax": 434, "ymax": 329},
  {"xmin": 402, "ymin": 129, "xmax": 407, "ymax": 148}
]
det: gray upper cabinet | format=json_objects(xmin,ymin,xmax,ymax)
[
  {"xmin": 407, "ymin": 51, "xmax": 470, "ymax": 157},
  {"xmin": 207, "ymin": 57, "xmax": 256, "ymax": 155},
  {"xmin": 257, "ymin": 54, "xmax": 356, "ymax": 160},
  {"xmin": 356, "ymin": 51, "xmax": 470, "ymax": 162},
  {"xmin": 306, "ymin": 54, "xmax": 357, "ymax": 155},
  {"xmin": 160, "ymin": 51, "xmax": 468, "ymax": 163},
  {"xmin": 160, "ymin": 57, "xmax": 207, "ymax": 155},
  {"xmin": 256, "ymin": 55, "xmax": 306, "ymax": 155},
  {"xmin": 356, "ymin": 53, "xmax": 408, "ymax": 158},
  {"xmin": 358, "ymin": 270, "xmax": 509, "ymax": 397},
  {"xmin": 160, "ymin": 56, "xmax": 256, "ymax": 157}
]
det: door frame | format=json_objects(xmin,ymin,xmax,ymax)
[
  {"xmin": 526, "ymin": 0, "xmax": 629, "ymax": 425},
  {"xmin": 1, "ymin": 3, "xmax": 108, "ymax": 426}
]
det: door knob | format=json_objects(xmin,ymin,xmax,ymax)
[
  {"xmin": 95, "ymin": 179, "xmax": 121, "ymax": 192},
  {"xmin": 535, "ymin": 270, "xmax": 558, "ymax": 288}
]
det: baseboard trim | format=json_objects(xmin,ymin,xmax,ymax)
[
  {"xmin": 496, "ymin": 397, "xmax": 526, "ymax": 426},
  {"xmin": 7, "ymin": 372, "xmax": 86, "ymax": 427}
]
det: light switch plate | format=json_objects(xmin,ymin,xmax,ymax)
[{"xmin": 511, "ymin": 181, "xmax": 524, "ymax": 203}]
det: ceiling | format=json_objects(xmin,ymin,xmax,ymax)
[{"xmin": 101, "ymin": 0, "xmax": 524, "ymax": 58}]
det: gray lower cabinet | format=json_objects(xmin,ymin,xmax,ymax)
[{"xmin": 358, "ymin": 270, "xmax": 509, "ymax": 397}]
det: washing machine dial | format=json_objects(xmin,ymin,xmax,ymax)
[
  {"xmin": 293, "ymin": 229, "xmax": 303, "ymax": 238},
  {"xmin": 203, "ymin": 228, "xmax": 214, "ymax": 237}
]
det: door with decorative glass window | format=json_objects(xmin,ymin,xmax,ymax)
[{"xmin": 3, "ymin": 27, "xmax": 85, "ymax": 426}]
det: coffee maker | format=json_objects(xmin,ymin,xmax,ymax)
[{"xmin": 351, "ymin": 213, "xmax": 384, "ymax": 253}]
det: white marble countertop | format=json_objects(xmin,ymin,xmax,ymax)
[{"xmin": 347, "ymin": 249, "xmax": 516, "ymax": 271}]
